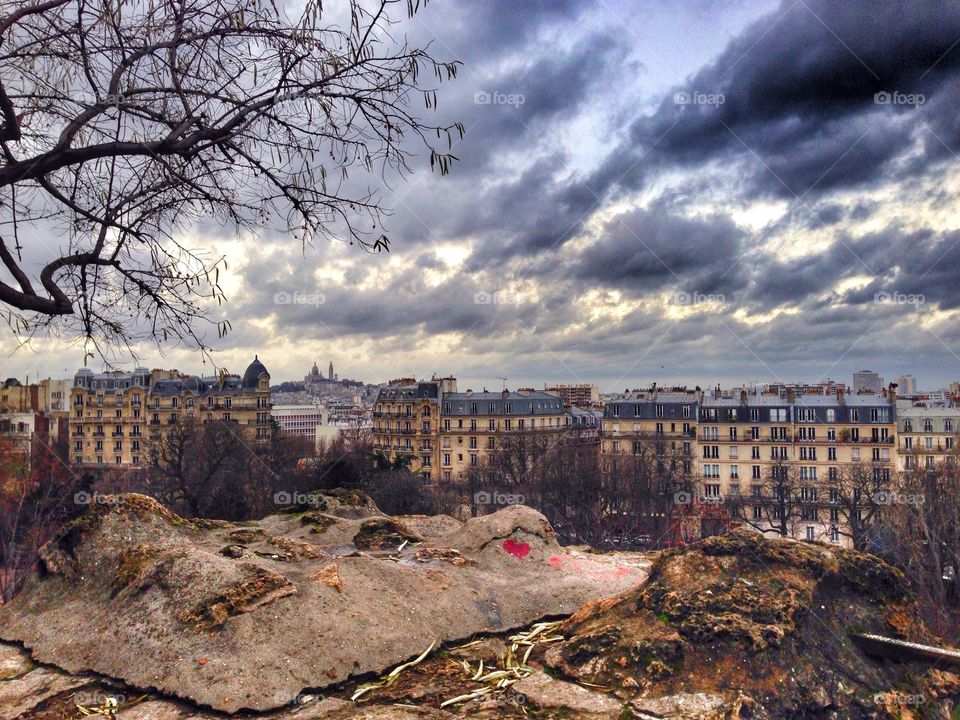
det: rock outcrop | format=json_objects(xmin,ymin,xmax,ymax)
[
  {"xmin": 0, "ymin": 493, "xmax": 648, "ymax": 714},
  {"xmin": 546, "ymin": 530, "xmax": 958, "ymax": 719}
]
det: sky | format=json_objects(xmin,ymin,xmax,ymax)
[{"xmin": 5, "ymin": 0, "xmax": 960, "ymax": 393}]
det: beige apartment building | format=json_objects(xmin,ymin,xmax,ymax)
[
  {"xmin": 897, "ymin": 405, "xmax": 960, "ymax": 470},
  {"xmin": 70, "ymin": 358, "xmax": 271, "ymax": 468},
  {"xmin": 599, "ymin": 388, "xmax": 699, "ymax": 479},
  {"xmin": 371, "ymin": 377, "xmax": 567, "ymax": 481},
  {"xmin": 601, "ymin": 387, "xmax": 898, "ymax": 545}
]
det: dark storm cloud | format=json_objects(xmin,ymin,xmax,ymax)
[
  {"xmin": 569, "ymin": 205, "xmax": 746, "ymax": 294},
  {"xmin": 596, "ymin": 0, "xmax": 960, "ymax": 200}
]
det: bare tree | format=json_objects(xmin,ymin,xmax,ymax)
[
  {"xmin": 729, "ymin": 457, "xmax": 805, "ymax": 538},
  {"xmin": 885, "ymin": 461, "xmax": 960, "ymax": 634},
  {"xmin": 146, "ymin": 414, "xmax": 247, "ymax": 516},
  {"xmin": 821, "ymin": 462, "xmax": 888, "ymax": 550},
  {"xmin": 0, "ymin": 438, "xmax": 81, "ymax": 601},
  {"xmin": 0, "ymin": 0, "xmax": 460, "ymax": 351}
]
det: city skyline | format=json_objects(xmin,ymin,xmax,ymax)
[
  {"xmin": 3, "ymin": 1, "xmax": 960, "ymax": 397},
  {"xmin": 3, "ymin": 353, "xmax": 950, "ymax": 397}
]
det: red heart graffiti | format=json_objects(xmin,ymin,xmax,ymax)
[{"xmin": 503, "ymin": 539, "xmax": 531, "ymax": 558}]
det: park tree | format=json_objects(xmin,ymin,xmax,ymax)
[{"xmin": 0, "ymin": 0, "xmax": 460, "ymax": 352}]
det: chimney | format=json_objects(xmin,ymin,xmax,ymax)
[
  {"xmin": 787, "ymin": 388, "xmax": 796, "ymax": 403},
  {"xmin": 502, "ymin": 388, "xmax": 509, "ymax": 397},
  {"xmin": 837, "ymin": 387, "xmax": 846, "ymax": 405},
  {"xmin": 713, "ymin": 383, "xmax": 721, "ymax": 400},
  {"xmin": 740, "ymin": 389, "xmax": 748, "ymax": 406}
]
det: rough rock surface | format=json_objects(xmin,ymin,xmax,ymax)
[
  {"xmin": 548, "ymin": 530, "xmax": 959, "ymax": 719},
  {"xmin": 0, "ymin": 493, "xmax": 648, "ymax": 713},
  {"xmin": 0, "ymin": 665, "xmax": 89, "ymax": 718},
  {"xmin": 511, "ymin": 671, "xmax": 623, "ymax": 717}
]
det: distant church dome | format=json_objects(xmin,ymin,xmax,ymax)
[
  {"xmin": 311, "ymin": 362, "xmax": 320, "ymax": 376},
  {"xmin": 243, "ymin": 355, "xmax": 268, "ymax": 389}
]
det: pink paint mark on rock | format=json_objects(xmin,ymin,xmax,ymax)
[
  {"xmin": 503, "ymin": 539, "xmax": 531, "ymax": 558},
  {"xmin": 548, "ymin": 556, "xmax": 563, "ymax": 568}
]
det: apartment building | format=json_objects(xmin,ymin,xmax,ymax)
[
  {"xmin": 544, "ymin": 384, "xmax": 599, "ymax": 407},
  {"xmin": 272, "ymin": 403, "xmax": 330, "ymax": 438},
  {"xmin": 371, "ymin": 377, "xmax": 567, "ymax": 481},
  {"xmin": 897, "ymin": 406, "xmax": 960, "ymax": 470},
  {"xmin": 600, "ymin": 388, "xmax": 699, "ymax": 484},
  {"xmin": 69, "ymin": 358, "xmax": 271, "ymax": 468},
  {"xmin": 599, "ymin": 386, "xmax": 897, "ymax": 545},
  {"xmin": 697, "ymin": 389, "xmax": 896, "ymax": 543}
]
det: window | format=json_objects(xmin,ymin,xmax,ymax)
[
  {"xmin": 826, "ymin": 409, "xmax": 835, "ymax": 422},
  {"xmin": 730, "ymin": 464, "xmax": 739, "ymax": 479}
]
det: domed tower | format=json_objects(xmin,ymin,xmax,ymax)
[
  {"xmin": 243, "ymin": 355, "xmax": 269, "ymax": 389},
  {"xmin": 311, "ymin": 361, "xmax": 320, "ymax": 377},
  {"xmin": 242, "ymin": 356, "xmax": 271, "ymax": 442}
]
